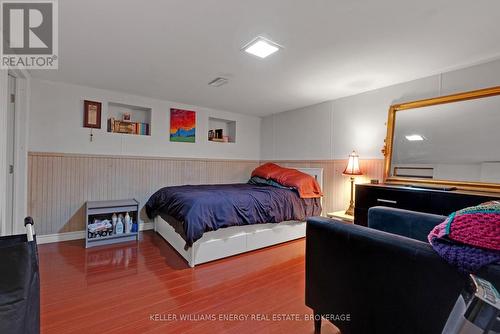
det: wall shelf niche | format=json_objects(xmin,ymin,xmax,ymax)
[
  {"xmin": 208, "ymin": 117, "xmax": 236, "ymax": 143},
  {"xmin": 107, "ymin": 102, "xmax": 151, "ymax": 136}
]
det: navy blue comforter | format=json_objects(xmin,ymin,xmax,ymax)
[{"xmin": 145, "ymin": 184, "xmax": 321, "ymax": 246}]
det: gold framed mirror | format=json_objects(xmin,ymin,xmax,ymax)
[{"xmin": 383, "ymin": 86, "xmax": 500, "ymax": 193}]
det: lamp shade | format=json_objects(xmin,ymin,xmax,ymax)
[{"xmin": 343, "ymin": 151, "xmax": 362, "ymax": 176}]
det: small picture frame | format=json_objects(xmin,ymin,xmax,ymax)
[
  {"xmin": 122, "ymin": 112, "xmax": 131, "ymax": 122},
  {"xmin": 83, "ymin": 100, "xmax": 102, "ymax": 129}
]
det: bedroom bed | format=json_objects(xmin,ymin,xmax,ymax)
[{"xmin": 146, "ymin": 167, "xmax": 323, "ymax": 267}]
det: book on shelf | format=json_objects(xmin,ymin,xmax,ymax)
[
  {"xmin": 137, "ymin": 122, "xmax": 149, "ymax": 135},
  {"xmin": 107, "ymin": 118, "xmax": 150, "ymax": 135}
]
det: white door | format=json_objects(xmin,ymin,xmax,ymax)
[{"xmin": 6, "ymin": 74, "xmax": 16, "ymax": 233}]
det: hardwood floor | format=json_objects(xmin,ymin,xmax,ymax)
[{"xmin": 39, "ymin": 231, "xmax": 339, "ymax": 334}]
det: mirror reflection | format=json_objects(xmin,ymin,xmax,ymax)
[{"xmin": 391, "ymin": 94, "xmax": 500, "ymax": 183}]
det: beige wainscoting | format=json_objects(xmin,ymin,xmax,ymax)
[
  {"xmin": 28, "ymin": 153, "xmax": 384, "ymax": 236},
  {"xmin": 28, "ymin": 152, "xmax": 260, "ymax": 235}
]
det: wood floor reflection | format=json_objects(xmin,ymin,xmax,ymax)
[{"xmin": 39, "ymin": 231, "xmax": 339, "ymax": 333}]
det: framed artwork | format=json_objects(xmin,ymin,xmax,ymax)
[
  {"xmin": 83, "ymin": 100, "xmax": 102, "ymax": 129},
  {"xmin": 170, "ymin": 108, "xmax": 196, "ymax": 143}
]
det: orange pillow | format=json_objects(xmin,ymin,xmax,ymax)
[
  {"xmin": 251, "ymin": 163, "xmax": 282, "ymax": 179},
  {"xmin": 251, "ymin": 163, "xmax": 323, "ymax": 199}
]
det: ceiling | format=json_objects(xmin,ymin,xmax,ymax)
[{"xmin": 31, "ymin": 0, "xmax": 500, "ymax": 116}]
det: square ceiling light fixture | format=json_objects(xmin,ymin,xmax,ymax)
[
  {"xmin": 405, "ymin": 134, "xmax": 425, "ymax": 141},
  {"xmin": 242, "ymin": 36, "xmax": 282, "ymax": 59}
]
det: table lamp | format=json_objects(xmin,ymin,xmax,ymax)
[{"xmin": 343, "ymin": 151, "xmax": 363, "ymax": 216}]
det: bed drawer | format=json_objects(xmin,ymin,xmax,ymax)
[
  {"xmin": 193, "ymin": 222, "xmax": 306, "ymax": 265},
  {"xmin": 193, "ymin": 233, "xmax": 248, "ymax": 265},
  {"xmin": 157, "ymin": 217, "xmax": 308, "ymax": 267},
  {"xmin": 246, "ymin": 222, "xmax": 306, "ymax": 250}
]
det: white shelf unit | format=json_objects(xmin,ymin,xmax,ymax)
[
  {"xmin": 107, "ymin": 102, "xmax": 152, "ymax": 136},
  {"xmin": 85, "ymin": 199, "xmax": 140, "ymax": 248},
  {"xmin": 208, "ymin": 117, "xmax": 236, "ymax": 143}
]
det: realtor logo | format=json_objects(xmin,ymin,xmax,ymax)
[{"xmin": 1, "ymin": 0, "xmax": 58, "ymax": 69}]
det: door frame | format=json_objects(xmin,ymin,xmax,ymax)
[
  {"xmin": 6, "ymin": 74, "xmax": 16, "ymax": 235},
  {"xmin": 1, "ymin": 69, "xmax": 30, "ymax": 236}
]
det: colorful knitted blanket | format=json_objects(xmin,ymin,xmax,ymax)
[{"xmin": 428, "ymin": 201, "xmax": 500, "ymax": 273}]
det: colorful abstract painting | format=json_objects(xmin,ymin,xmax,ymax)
[{"xmin": 170, "ymin": 108, "xmax": 196, "ymax": 143}]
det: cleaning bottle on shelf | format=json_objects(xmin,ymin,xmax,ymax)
[
  {"xmin": 111, "ymin": 213, "xmax": 118, "ymax": 234},
  {"xmin": 124, "ymin": 212, "xmax": 132, "ymax": 234},
  {"xmin": 116, "ymin": 215, "xmax": 124, "ymax": 234}
]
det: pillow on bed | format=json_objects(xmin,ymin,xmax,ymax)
[
  {"xmin": 247, "ymin": 176, "xmax": 292, "ymax": 189},
  {"xmin": 251, "ymin": 163, "xmax": 282, "ymax": 179},
  {"xmin": 251, "ymin": 163, "xmax": 323, "ymax": 198}
]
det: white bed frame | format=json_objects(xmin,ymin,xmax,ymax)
[{"xmin": 154, "ymin": 168, "xmax": 323, "ymax": 267}]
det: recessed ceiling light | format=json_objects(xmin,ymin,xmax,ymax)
[
  {"xmin": 242, "ymin": 36, "xmax": 282, "ymax": 59},
  {"xmin": 405, "ymin": 134, "xmax": 425, "ymax": 141},
  {"xmin": 208, "ymin": 77, "xmax": 229, "ymax": 87}
]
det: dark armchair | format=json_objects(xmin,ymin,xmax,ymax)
[{"xmin": 305, "ymin": 206, "xmax": 500, "ymax": 334}]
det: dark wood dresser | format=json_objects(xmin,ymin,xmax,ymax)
[{"xmin": 354, "ymin": 183, "xmax": 500, "ymax": 226}]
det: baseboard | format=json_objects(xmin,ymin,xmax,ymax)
[
  {"xmin": 140, "ymin": 222, "xmax": 154, "ymax": 231},
  {"xmin": 36, "ymin": 222, "xmax": 154, "ymax": 244},
  {"xmin": 36, "ymin": 230, "xmax": 85, "ymax": 244}
]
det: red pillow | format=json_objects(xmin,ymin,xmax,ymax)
[
  {"xmin": 251, "ymin": 163, "xmax": 282, "ymax": 179},
  {"xmin": 251, "ymin": 163, "xmax": 323, "ymax": 199}
]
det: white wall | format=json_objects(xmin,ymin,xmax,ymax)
[
  {"xmin": 261, "ymin": 58, "xmax": 500, "ymax": 161},
  {"xmin": 261, "ymin": 101, "xmax": 334, "ymax": 160},
  {"xmin": 29, "ymin": 79, "xmax": 261, "ymax": 160},
  {"xmin": 392, "ymin": 162, "xmax": 500, "ymax": 183},
  {"xmin": 481, "ymin": 163, "xmax": 500, "ymax": 183},
  {"xmin": 433, "ymin": 164, "xmax": 482, "ymax": 182}
]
